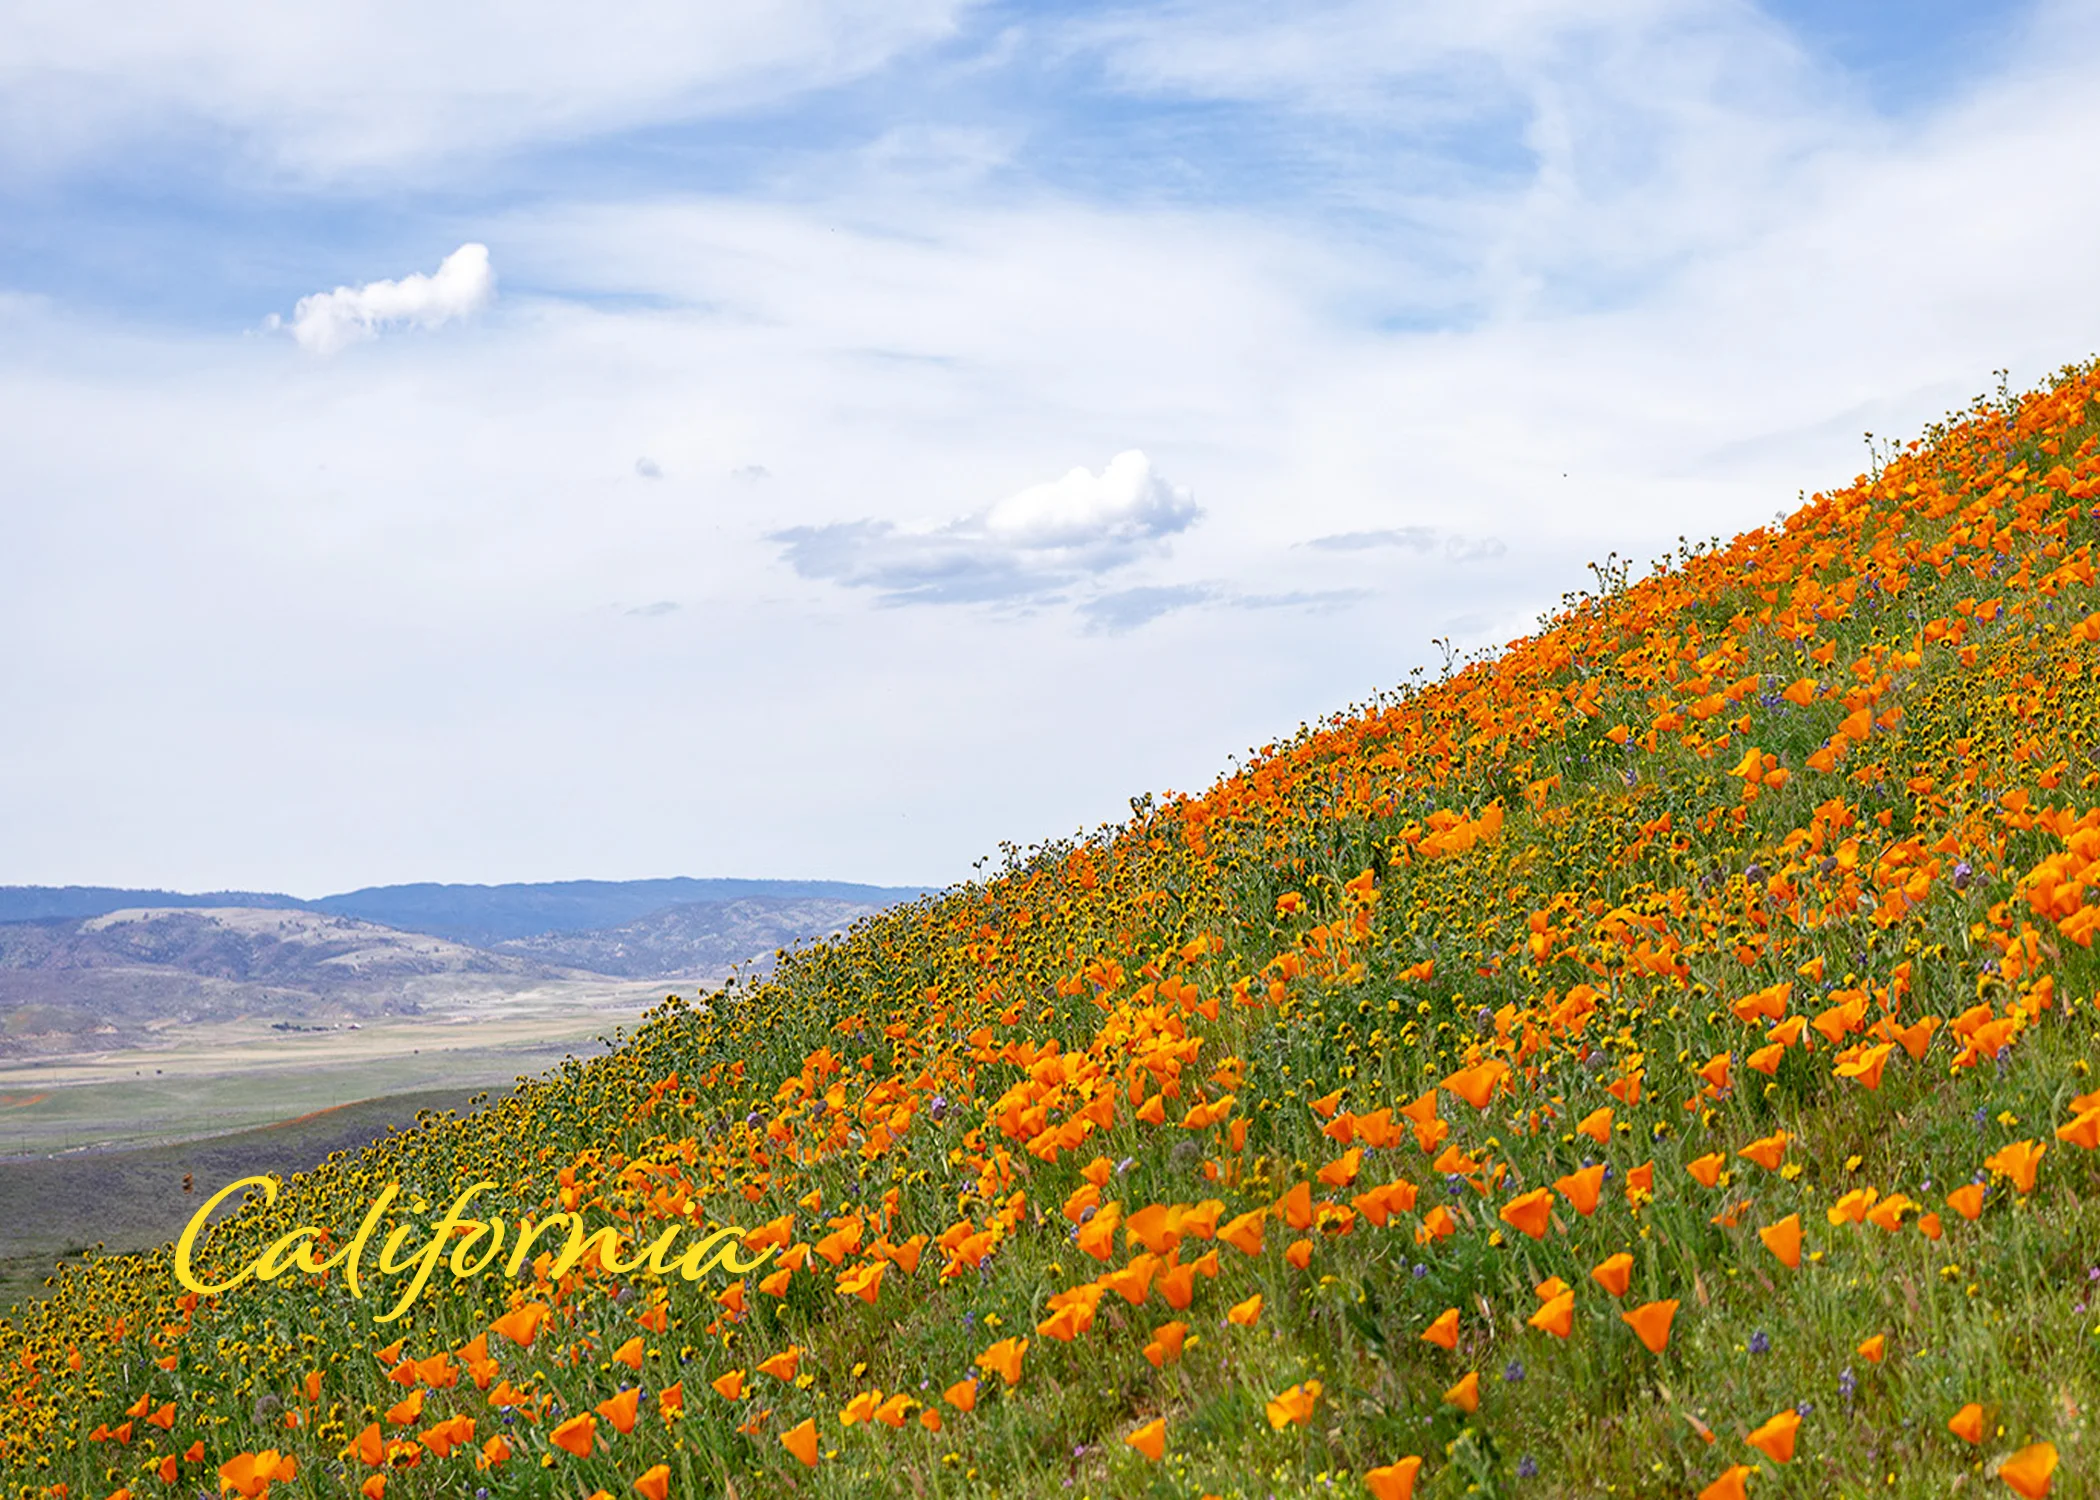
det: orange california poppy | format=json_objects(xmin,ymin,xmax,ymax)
[
  {"xmin": 1500, "ymin": 1188, "xmax": 1555, "ymax": 1241},
  {"xmin": 596, "ymin": 1388, "xmax": 641, "ymax": 1436},
  {"xmin": 1948, "ymin": 1403, "xmax": 1987, "ymax": 1444},
  {"xmin": 2000, "ymin": 1442, "xmax": 2058, "ymax": 1499},
  {"xmin": 1622, "ymin": 1299, "xmax": 1677, "ymax": 1353},
  {"xmin": 1422, "ymin": 1307, "xmax": 1460, "ymax": 1349},
  {"xmin": 1555, "ymin": 1165, "xmax": 1605, "ymax": 1217},
  {"xmin": 781, "ymin": 1417, "xmax": 819, "ymax": 1467},
  {"xmin": 1220, "ymin": 1210, "xmax": 1267, "ymax": 1257},
  {"xmin": 1265, "ymin": 1380, "xmax": 1322, "ymax": 1429},
  {"xmin": 1758, "ymin": 1214, "xmax": 1803, "ymax": 1269},
  {"xmin": 1591, "ymin": 1253, "xmax": 1633, "ymax": 1297},
  {"xmin": 1527, "ymin": 1290, "xmax": 1574, "ymax": 1339},
  {"xmin": 1983, "ymin": 1139, "xmax": 2045, "ymax": 1195},
  {"xmin": 1697, "ymin": 1464, "xmax": 1752, "ymax": 1500},
  {"xmin": 977, "ymin": 1337, "xmax": 1027, "ymax": 1386},
  {"xmin": 550, "ymin": 1414, "xmax": 597, "ymax": 1459},
  {"xmin": 1745, "ymin": 1408, "xmax": 1799, "ymax": 1463},
  {"xmin": 1364, "ymin": 1457, "xmax": 1423, "ymax": 1500},
  {"xmin": 1738, "ymin": 1132, "xmax": 1789, "ymax": 1171}
]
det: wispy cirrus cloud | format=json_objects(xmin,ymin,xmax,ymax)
[
  {"xmin": 1304, "ymin": 528, "xmax": 1506, "ymax": 560},
  {"xmin": 0, "ymin": 0, "xmax": 973, "ymax": 176},
  {"xmin": 773, "ymin": 449, "xmax": 1199, "ymax": 606}
]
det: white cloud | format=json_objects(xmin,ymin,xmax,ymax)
[
  {"xmin": 983, "ymin": 450, "xmax": 1196, "ymax": 549},
  {"xmin": 0, "ymin": 0, "xmax": 972, "ymax": 176},
  {"xmin": 276, "ymin": 244, "xmax": 494, "ymax": 355},
  {"xmin": 773, "ymin": 450, "xmax": 1200, "ymax": 606}
]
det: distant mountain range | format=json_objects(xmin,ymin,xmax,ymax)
[
  {"xmin": 0, "ymin": 878, "xmax": 931, "ymax": 1060},
  {"xmin": 0, "ymin": 877, "xmax": 928, "ymax": 944}
]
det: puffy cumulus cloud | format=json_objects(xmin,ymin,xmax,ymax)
[
  {"xmin": 774, "ymin": 450, "xmax": 1199, "ymax": 607},
  {"xmin": 983, "ymin": 449, "xmax": 1198, "ymax": 550},
  {"xmin": 274, "ymin": 244, "xmax": 494, "ymax": 355}
]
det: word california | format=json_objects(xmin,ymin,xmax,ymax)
[{"xmin": 174, "ymin": 1175, "xmax": 775, "ymax": 1323}]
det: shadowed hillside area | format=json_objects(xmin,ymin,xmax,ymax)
[
  {"xmin": 5, "ymin": 368, "xmax": 2099, "ymax": 1497},
  {"xmin": 0, "ymin": 1091, "xmax": 487, "ymax": 1308}
]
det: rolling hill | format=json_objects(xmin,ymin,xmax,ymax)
[{"xmin": 4, "ymin": 367, "xmax": 2098, "ymax": 1497}]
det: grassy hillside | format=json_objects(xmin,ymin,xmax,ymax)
[{"xmin": 6, "ymin": 365, "xmax": 2100, "ymax": 1500}]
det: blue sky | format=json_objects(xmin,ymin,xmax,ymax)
[{"xmin": 2, "ymin": 0, "xmax": 2092, "ymax": 894}]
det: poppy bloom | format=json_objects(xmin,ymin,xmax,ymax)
[
  {"xmin": 977, "ymin": 1337, "xmax": 1027, "ymax": 1386},
  {"xmin": 1946, "ymin": 1183, "xmax": 1985, "ymax": 1220},
  {"xmin": 1500, "ymin": 1188, "xmax": 1555, "ymax": 1240},
  {"xmin": 944, "ymin": 1378, "xmax": 977, "ymax": 1412},
  {"xmin": 634, "ymin": 1464, "xmax": 671, "ymax": 1500},
  {"xmin": 1144, "ymin": 1320, "xmax": 1188, "ymax": 1367},
  {"xmin": 1220, "ymin": 1210, "xmax": 1267, "ymax": 1256},
  {"xmin": 1228, "ymin": 1293, "xmax": 1264, "ymax": 1326},
  {"xmin": 1622, "ymin": 1299, "xmax": 1677, "ymax": 1353},
  {"xmin": 1758, "ymin": 1214, "xmax": 1803, "ymax": 1269},
  {"xmin": 491, "ymin": 1303, "xmax": 548, "ymax": 1348},
  {"xmin": 217, "ymin": 1452, "xmax": 296, "ymax": 1500},
  {"xmin": 1554, "ymin": 1165, "xmax": 1605, "ymax": 1217},
  {"xmin": 1527, "ymin": 1290, "xmax": 1574, "ymax": 1338},
  {"xmin": 781, "ymin": 1417, "xmax": 820, "ymax": 1467},
  {"xmin": 1442, "ymin": 1060, "xmax": 1509, "ymax": 1109},
  {"xmin": 1999, "ymin": 1442, "xmax": 2058, "ymax": 1498},
  {"xmin": 1126, "ymin": 1417, "xmax": 1166, "ymax": 1461},
  {"xmin": 550, "ymin": 1413, "xmax": 597, "ymax": 1458},
  {"xmin": 757, "ymin": 1348, "xmax": 800, "ymax": 1382},
  {"xmin": 1686, "ymin": 1153, "xmax": 1725, "ymax": 1188},
  {"xmin": 1698, "ymin": 1464, "xmax": 1752, "ymax": 1500},
  {"xmin": 1364, "ymin": 1457, "xmax": 1424, "ymax": 1500},
  {"xmin": 2058, "ymin": 1108, "xmax": 2100, "ymax": 1150},
  {"xmin": 596, "ymin": 1387, "xmax": 641, "ymax": 1436},
  {"xmin": 1265, "ymin": 1380, "xmax": 1322, "ymax": 1429},
  {"xmin": 1745, "ymin": 1408, "xmax": 1799, "ymax": 1462},
  {"xmin": 1856, "ymin": 1334, "xmax": 1885, "ymax": 1363},
  {"xmin": 1984, "ymin": 1139, "xmax": 2046, "ymax": 1195},
  {"xmin": 1738, "ymin": 1132, "xmax": 1789, "ymax": 1171},
  {"xmin": 1948, "ymin": 1404, "xmax": 1987, "ymax": 1444},
  {"xmin": 1591, "ymin": 1253, "xmax": 1633, "ymax": 1297},
  {"xmin": 711, "ymin": 1369, "xmax": 746, "ymax": 1401},
  {"xmin": 1835, "ymin": 1043, "xmax": 1893, "ymax": 1090},
  {"xmin": 1442, "ymin": 1371, "xmax": 1479, "ymax": 1413},
  {"xmin": 1421, "ymin": 1307, "xmax": 1460, "ymax": 1349}
]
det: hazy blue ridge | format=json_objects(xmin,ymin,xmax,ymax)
[
  {"xmin": 0, "ymin": 887, "xmax": 303, "ymax": 922},
  {"xmin": 0, "ymin": 878, "xmax": 933, "ymax": 944}
]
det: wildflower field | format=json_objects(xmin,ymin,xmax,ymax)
[{"xmin": 10, "ymin": 366, "xmax": 2100, "ymax": 1500}]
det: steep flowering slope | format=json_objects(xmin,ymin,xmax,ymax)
[{"xmin": 6, "ymin": 367, "xmax": 2100, "ymax": 1499}]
